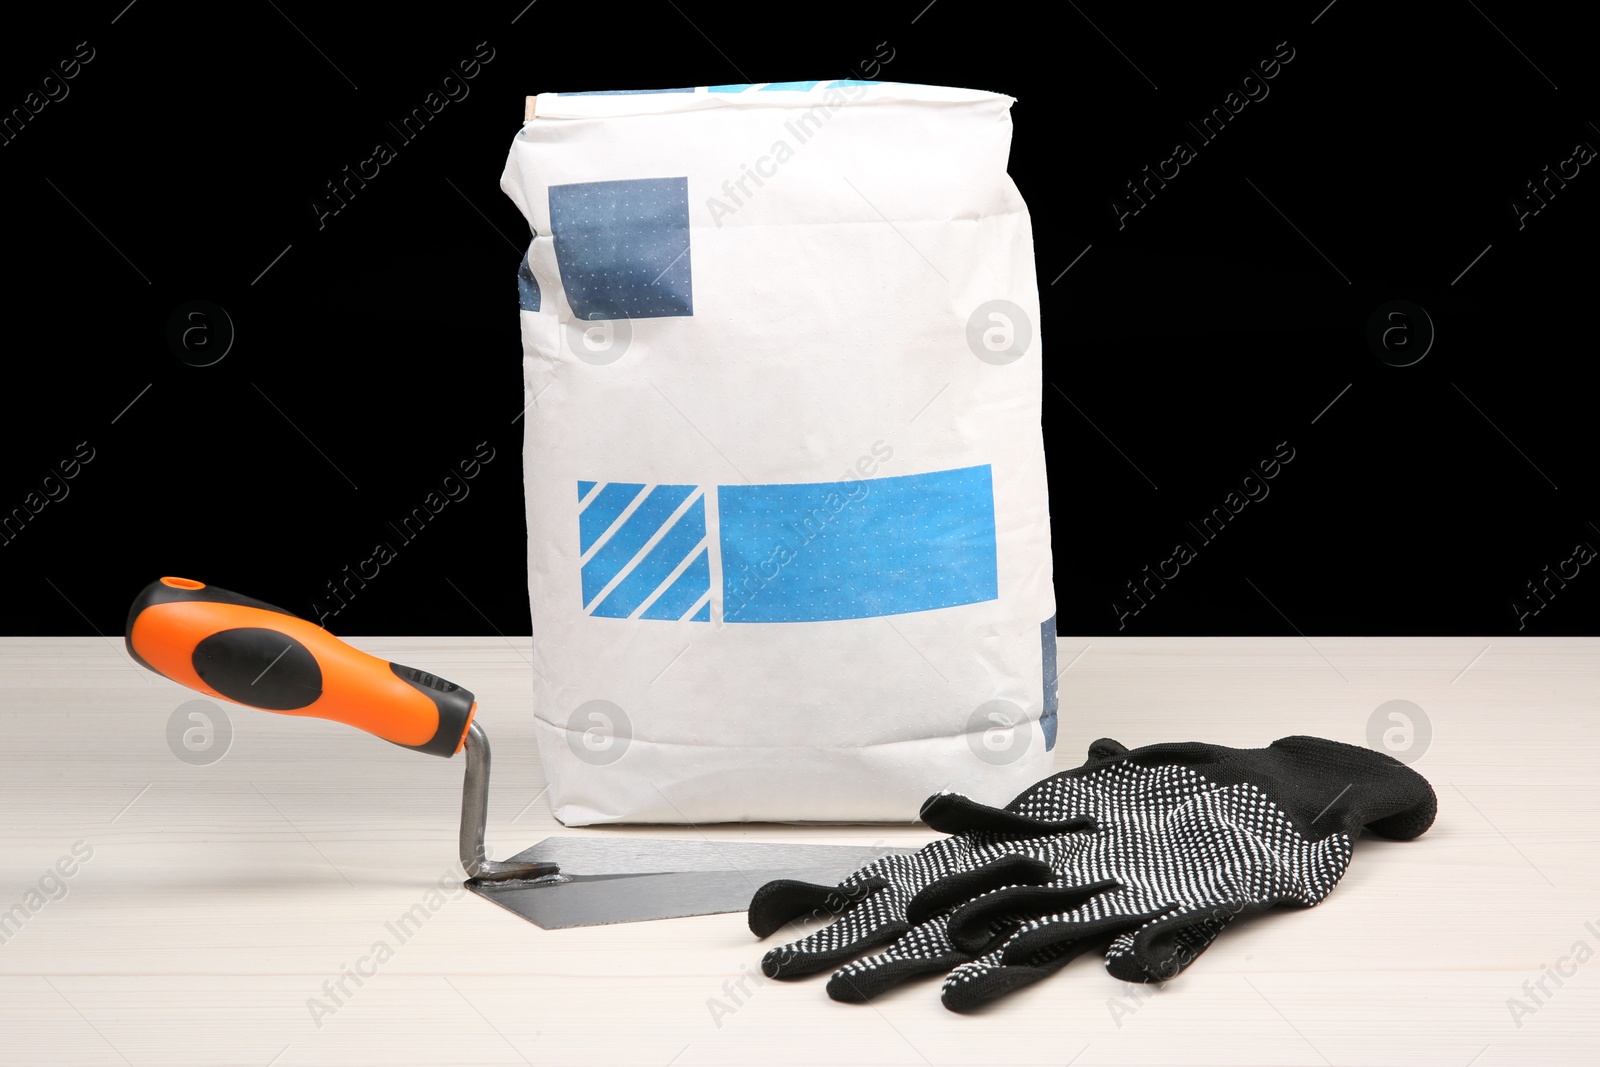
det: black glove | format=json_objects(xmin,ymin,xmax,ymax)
[
  {"xmin": 748, "ymin": 736, "xmax": 1437, "ymax": 1011},
  {"xmin": 747, "ymin": 782, "xmax": 1099, "ymax": 983}
]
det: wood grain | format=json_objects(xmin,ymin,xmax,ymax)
[{"xmin": 1, "ymin": 636, "xmax": 1595, "ymax": 1065}]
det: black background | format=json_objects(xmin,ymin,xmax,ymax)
[{"xmin": 3, "ymin": 1, "xmax": 1595, "ymax": 636}]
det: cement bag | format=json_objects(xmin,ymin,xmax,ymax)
[{"xmin": 500, "ymin": 80, "xmax": 1057, "ymax": 825}]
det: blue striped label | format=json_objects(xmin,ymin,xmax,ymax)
[
  {"xmin": 574, "ymin": 466, "xmax": 998, "ymax": 624},
  {"xmin": 578, "ymin": 482, "xmax": 710, "ymax": 621}
]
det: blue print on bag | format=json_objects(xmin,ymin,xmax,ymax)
[
  {"xmin": 1040, "ymin": 614, "xmax": 1059, "ymax": 751},
  {"xmin": 641, "ymin": 548, "xmax": 711, "ymax": 621},
  {"xmin": 517, "ymin": 249, "xmax": 541, "ymax": 312},
  {"xmin": 575, "ymin": 466, "xmax": 999, "ymax": 624},
  {"xmin": 592, "ymin": 495, "xmax": 707, "ymax": 619},
  {"xmin": 579, "ymin": 483, "xmax": 709, "ymax": 621},
  {"xmin": 548, "ymin": 177, "xmax": 693, "ymax": 320},
  {"xmin": 579, "ymin": 482, "xmax": 645, "ymax": 554},
  {"xmin": 719, "ymin": 465, "xmax": 999, "ymax": 623}
]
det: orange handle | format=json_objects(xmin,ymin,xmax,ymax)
[{"xmin": 125, "ymin": 577, "xmax": 475, "ymax": 758}]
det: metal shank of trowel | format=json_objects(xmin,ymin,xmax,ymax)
[{"xmin": 459, "ymin": 721, "xmax": 558, "ymax": 882}]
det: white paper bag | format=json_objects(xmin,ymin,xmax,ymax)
[{"xmin": 500, "ymin": 80, "xmax": 1057, "ymax": 824}]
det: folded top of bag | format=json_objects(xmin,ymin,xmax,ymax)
[{"xmin": 525, "ymin": 80, "xmax": 1011, "ymax": 121}]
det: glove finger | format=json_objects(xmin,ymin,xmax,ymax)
[
  {"xmin": 759, "ymin": 882, "xmax": 907, "ymax": 979},
  {"xmin": 825, "ymin": 869, "xmax": 1107, "ymax": 1005},
  {"xmin": 750, "ymin": 824, "xmax": 1031, "ymax": 939},
  {"xmin": 824, "ymin": 870, "xmax": 1104, "ymax": 1005},
  {"xmin": 1104, "ymin": 901, "xmax": 1243, "ymax": 983},
  {"xmin": 944, "ymin": 879, "xmax": 1123, "ymax": 953},
  {"xmin": 919, "ymin": 791, "xmax": 1097, "ymax": 836},
  {"xmin": 747, "ymin": 875, "xmax": 888, "ymax": 938},
  {"xmin": 824, "ymin": 916, "xmax": 972, "ymax": 1004},
  {"xmin": 939, "ymin": 915, "xmax": 1135, "ymax": 1013},
  {"xmin": 903, "ymin": 854, "xmax": 1056, "ymax": 926}
]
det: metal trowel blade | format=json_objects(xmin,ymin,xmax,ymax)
[{"xmin": 465, "ymin": 838, "xmax": 915, "ymax": 929}]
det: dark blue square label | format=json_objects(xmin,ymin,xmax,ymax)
[{"xmin": 548, "ymin": 177, "xmax": 693, "ymax": 320}]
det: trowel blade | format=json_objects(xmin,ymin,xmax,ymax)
[{"xmin": 465, "ymin": 838, "xmax": 915, "ymax": 929}]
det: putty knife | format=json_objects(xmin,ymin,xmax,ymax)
[{"xmin": 125, "ymin": 577, "xmax": 911, "ymax": 925}]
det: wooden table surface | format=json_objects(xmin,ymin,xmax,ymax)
[{"xmin": 2, "ymin": 636, "xmax": 1596, "ymax": 1066}]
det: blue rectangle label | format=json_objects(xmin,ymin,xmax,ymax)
[{"xmin": 718, "ymin": 465, "xmax": 999, "ymax": 623}]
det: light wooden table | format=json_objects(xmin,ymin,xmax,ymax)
[{"xmin": 2, "ymin": 636, "xmax": 1596, "ymax": 1066}]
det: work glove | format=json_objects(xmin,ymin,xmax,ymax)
[
  {"xmin": 748, "ymin": 735, "xmax": 1437, "ymax": 1011},
  {"xmin": 746, "ymin": 775, "xmax": 1100, "ymax": 985}
]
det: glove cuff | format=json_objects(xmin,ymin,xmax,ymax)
[
  {"xmin": 1076, "ymin": 735, "xmax": 1437, "ymax": 843},
  {"xmin": 1261, "ymin": 735, "xmax": 1437, "ymax": 840}
]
